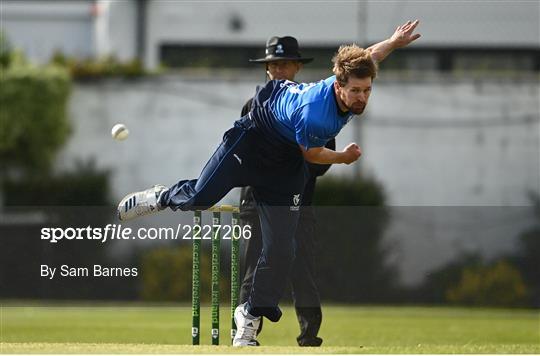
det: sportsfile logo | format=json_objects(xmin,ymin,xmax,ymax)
[
  {"xmin": 41, "ymin": 225, "xmax": 130, "ymax": 244},
  {"xmin": 40, "ymin": 223, "xmax": 252, "ymax": 244}
]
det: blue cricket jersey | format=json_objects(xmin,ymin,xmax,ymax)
[{"xmin": 252, "ymin": 76, "xmax": 354, "ymax": 149}]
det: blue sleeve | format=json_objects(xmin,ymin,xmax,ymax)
[{"xmin": 294, "ymin": 103, "xmax": 328, "ymax": 149}]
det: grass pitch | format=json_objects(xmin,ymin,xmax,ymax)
[{"xmin": 1, "ymin": 304, "xmax": 538, "ymax": 353}]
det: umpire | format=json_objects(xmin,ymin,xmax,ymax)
[{"xmin": 238, "ymin": 36, "xmax": 335, "ymax": 347}]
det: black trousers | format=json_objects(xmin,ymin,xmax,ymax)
[
  {"xmin": 239, "ymin": 185, "xmax": 323, "ymax": 345},
  {"xmin": 161, "ymin": 116, "xmax": 306, "ymax": 321}
]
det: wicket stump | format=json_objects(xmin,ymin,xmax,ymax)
[{"xmin": 191, "ymin": 205, "xmax": 240, "ymax": 345}]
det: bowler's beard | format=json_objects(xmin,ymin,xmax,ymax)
[{"xmin": 348, "ymin": 102, "xmax": 366, "ymax": 115}]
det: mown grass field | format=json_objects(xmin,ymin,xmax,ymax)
[{"xmin": 1, "ymin": 303, "xmax": 538, "ymax": 354}]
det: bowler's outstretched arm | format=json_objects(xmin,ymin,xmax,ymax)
[{"xmin": 368, "ymin": 20, "xmax": 421, "ymax": 63}]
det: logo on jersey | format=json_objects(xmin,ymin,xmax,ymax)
[
  {"xmin": 289, "ymin": 82, "xmax": 317, "ymax": 95},
  {"xmin": 291, "ymin": 194, "xmax": 301, "ymax": 211},
  {"xmin": 279, "ymin": 80, "xmax": 296, "ymax": 89}
]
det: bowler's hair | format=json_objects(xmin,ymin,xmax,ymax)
[{"xmin": 332, "ymin": 44, "xmax": 378, "ymax": 86}]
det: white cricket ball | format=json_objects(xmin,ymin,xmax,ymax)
[{"xmin": 111, "ymin": 123, "xmax": 129, "ymax": 141}]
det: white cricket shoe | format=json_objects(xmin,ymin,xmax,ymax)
[
  {"xmin": 233, "ymin": 303, "xmax": 261, "ymax": 347},
  {"xmin": 117, "ymin": 185, "xmax": 167, "ymax": 221}
]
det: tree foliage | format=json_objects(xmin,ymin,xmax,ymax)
[
  {"xmin": 312, "ymin": 175, "xmax": 398, "ymax": 302},
  {"xmin": 446, "ymin": 260, "xmax": 529, "ymax": 307},
  {"xmin": 0, "ymin": 50, "xmax": 71, "ymax": 174}
]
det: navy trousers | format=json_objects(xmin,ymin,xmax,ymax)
[{"xmin": 159, "ymin": 115, "xmax": 308, "ymax": 321}]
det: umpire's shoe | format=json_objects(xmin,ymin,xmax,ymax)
[
  {"xmin": 118, "ymin": 185, "xmax": 167, "ymax": 221},
  {"xmin": 233, "ymin": 303, "xmax": 261, "ymax": 346}
]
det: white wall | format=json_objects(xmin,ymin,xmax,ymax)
[
  {"xmin": 1, "ymin": 0, "xmax": 135, "ymax": 63},
  {"xmin": 383, "ymin": 205, "xmax": 537, "ymax": 285},
  {"xmin": 366, "ymin": 1, "xmax": 540, "ymax": 47},
  {"xmin": 144, "ymin": 1, "xmax": 361, "ymax": 68},
  {"xmin": 144, "ymin": 1, "xmax": 540, "ymax": 68},
  {"xmin": 2, "ymin": 1, "xmax": 538, "ymax": 68},
  {"xmin": 358, "ymin": 78, "xmax": 540, "ymax": 206},
  {"xmin": 94, "ymin": 0, "xmax": 137, "ymax": 60},
  {"xmin": 57, "ymin": 76, "xmax": 254, "ymax": 205},
  {"xmin": 55, "ymin": 75, "xmax": 539, "ymax": 284},
  {"xmin": 1, "ymin": 1, "xmax": 95, "ymax": 62},
  {"xmin": 58, "ymin": 76, "xmax": 539, "ymax": 206}
]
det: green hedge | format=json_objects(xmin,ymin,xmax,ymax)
[
  {"xmin": 446, "ymin": 260, "xmax": 529, "ymax": 307},
  {"xmin": 0, "ymin": 64, "xmax": 71, "ymax": 172},
  {"xmin": 2, "ymin": 160, "xmax": 110, "ymax": 206},
  {"xmin": 141, "ymin": 243, "xmax": 236, "ymax": 302},
  {"xmin": 50, "ymin": 52, "xmax": 146, "ymax": 80},
  {"xmin": 141, "ymin": 246, "xmax": 210, "ymax": 302},
  {"xmin": 313, "ymin": 174, "xmax": 386, "ymax": 206}
]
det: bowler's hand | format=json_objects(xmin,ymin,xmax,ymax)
[
  {"xmin": 341, "ymin": 143, "xmax": 362, "ymax": 164},
  {"xmin": 390, "ymin": 20, "xmax": 421, "ymax": 48}
]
